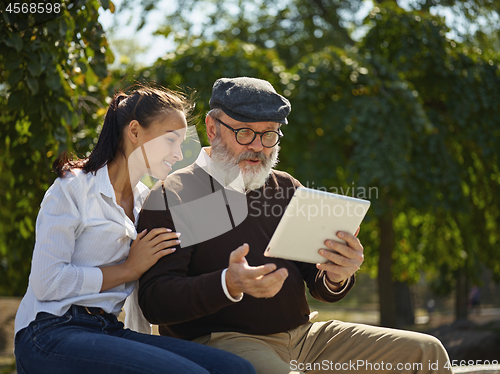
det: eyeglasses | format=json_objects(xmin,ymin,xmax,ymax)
[{"xmin": 214, "ymin": 118, "xmax": 283, "ymax": 148}]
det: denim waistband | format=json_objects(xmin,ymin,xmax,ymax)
[{"xmin": 67, "ymin": 305, "xmax": 116, "ymax": 320}]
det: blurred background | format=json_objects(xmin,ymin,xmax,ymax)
[{"xmin": 1, "ymin": 0, "xmax": 500, "ymax": 372}]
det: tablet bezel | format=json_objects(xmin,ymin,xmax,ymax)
[{"xmin": 263, "ymin": 186, "xmax": 371, "ymax": 264}]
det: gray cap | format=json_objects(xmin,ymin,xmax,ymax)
[{"xmin": 209, "ymin": 77, "xmax": 291, "ymax": 124}]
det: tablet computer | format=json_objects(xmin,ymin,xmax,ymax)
[{"xmin": 264, "ymin": 186, "xmax": 371, "ymax": 264}]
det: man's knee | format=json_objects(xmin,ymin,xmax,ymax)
[
  {"xmin": 397, "ymin": 331, "xmax": 449, "ymax": 363},
  {"xmin": 417, "ymin": 333, "xmax": 449, "ymax": 358}
]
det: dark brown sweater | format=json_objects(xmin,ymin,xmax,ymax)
[{"xmin": 137, "ymin": 164, "xmax": 354, "ymax": 340}]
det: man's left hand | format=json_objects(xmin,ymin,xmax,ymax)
[{"xmin": 316, "ymin": 228, "xmax": 364, "ymax": 289}]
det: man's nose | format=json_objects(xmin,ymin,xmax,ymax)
[{"xmin": 247, "ymin": 135, "xmax": 264, "ymax": 152}]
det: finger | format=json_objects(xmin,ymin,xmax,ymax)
[
  {"xmin": 243, "ymin": 263, "xmax": 278, "ymax": 279},
  {"xmin": 229, "ymin": 244, "xmax": 250, "ymax": 264},
  {"xmin": 135, "ymin": 229, "xmax": 148, "ymax": 241},
  {"xmin": 154, "ymin": 247, "xmax": 177, "ymax": 261},
  {"xmin": 253, "ymin": 269, "xmax": 288, "ymax": 297},
  {"xmin": 318, "ymin": 249, "xmax": 350, "ymax": 266},
  {"xmin": 256, "ymin": 267, "xmax": 288, "ymax": 285},
  {"xmin": 336, "ymin": 231, "xmax": 363, "ymax": 252},
  {"xmin": 144, "ymin": 227, "xmax": 173, "ymax": 241},
  {"xmin": 149, "ymin": 232, "xmax": 181, "ymax": 247},
  {"xmin": 324, "ymin": 239, "xmax": 352, "ymax": 258},
  {"xmin": 355, "ymin": 227, "xmax": 360, "ymax": 237},
  {"xmin": 153, "ymin": 239, "xmax": 181, "ymax": 253},
  {"xmin": 325, "ymin": 240, "xmax": 365, "ymax": 265}
]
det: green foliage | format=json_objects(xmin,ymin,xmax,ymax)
[
  {"xmin": 0, "ymin": 0, "xmax": 113, "ymax": 295},
  {"xmin": 281, "ymin": 45, "xmax": 448, "ymax": 284},
  {"xmin": 122, "ymin": 0, "xmax": 364, "ymax": 67},
  {"xmin": 362, "ymin": 3, "xmax": 500, "ymax": 288},
  {"xmin": 114, "ymin": 40, "xmax": 285, "ymax": 144}
]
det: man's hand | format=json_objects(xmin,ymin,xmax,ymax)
[
  {"xmin": 226, "ymin": 244, "xmax": 288, "ymax": 299},
  {"xmin": 317, "ymin": 228, "xmax": 364, "ymax": 290}
]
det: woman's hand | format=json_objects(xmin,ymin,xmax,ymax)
[
  {"xmin": 99, "ymin": 228, "xmax": 180, "ymax": 292},
  {"xmin": 124, "ymin": 228, "xmax": 180, "ymax": 281}
]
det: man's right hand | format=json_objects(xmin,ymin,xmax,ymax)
[{"xmin": 225, "ymin": 243, "xmax": 288, "ymax": 299}]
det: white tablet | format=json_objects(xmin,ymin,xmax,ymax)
[{"xmin": 264, "ymin": 187, "xmax": 371, "ymax": 264}]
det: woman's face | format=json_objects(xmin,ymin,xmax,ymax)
[{"xmin": 136, "ymin": 109, "xmax": 188, "ymax": 180}]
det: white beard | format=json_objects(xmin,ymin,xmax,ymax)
[{"xmin": 210, "ymin": 135, "xmax": 279, "ymax": 191}]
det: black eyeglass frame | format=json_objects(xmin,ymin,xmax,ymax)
[{"xmin": 214, "ymin": 118, "xmax": 283, "ymax": 148}]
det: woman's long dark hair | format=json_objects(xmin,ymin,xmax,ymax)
[{"xmin": 53, "ymin": 85, "xmax": 193, "ymax": 178}]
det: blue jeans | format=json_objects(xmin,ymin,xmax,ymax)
[{"xmin": 15, "ymin": 305, "xmax": 255, "ymax": 374}]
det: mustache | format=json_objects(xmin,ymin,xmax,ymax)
[{"xmin": 236, "ymin": 151, "xmax": 267, "ymax": 164}]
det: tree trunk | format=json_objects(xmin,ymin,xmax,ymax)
[
  {"xmin": 455, "ymin": 269, "xmax": 468, "ymax": 320},
  {"xmin": 395, "ymin": 281, "xmax": 415, "ymax": 327},
  {"xmin": 378, "ymin": 200, "xmax": 397, "ymax": 327}
]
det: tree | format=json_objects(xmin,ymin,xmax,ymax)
[
  {"xmin": 120, "ymin": 0, "xmax": 365, "ymax": 67},
  {"xmin": 362, "ymin": 2, "xmax": 500, "ymax": 321},
  {"xmin": 0, "ymin": 0, "xmax": 114, "ymax": 295},
  {"xmin": 114, "ymin": 39, "xmax": 286, "ymax": 145}
]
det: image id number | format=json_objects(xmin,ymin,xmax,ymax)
[
  {"xmin": 445, "ymin": 359, "xmax": 499, "ymax": 370},
  {"xmin": 6, "ymin": 2, "xmax": 62, "ymax": 14}
]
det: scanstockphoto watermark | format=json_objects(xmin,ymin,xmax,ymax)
[
  {"xmin": 302, "ymin": 181, "xmax": 379, "ymax": 200},
  {"xmin": 249, "ymin": 197, "xmax": 370, "ymax": 220},
  {"xmin": 248, "ymin": 183, "xmax": 376, "ymax": 220},
  {"xmin": 290, "ymin": 359, "xmax": 500, "ymax": 372},
  {"xmin": 290, "ymin": 360, "xmax": 424, "ymax": 372},
  {"xmin": 248, "ymin": 183, "xmax": 379, "ymax": 202}
]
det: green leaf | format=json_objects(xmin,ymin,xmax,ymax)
[
  {"xmin": 7, "ymin": 91, "xmax": 23, "ymax": 109},
  {"xmin": 85, "ymin": 46, "xmax": 95, "ymax": 58},
  {"xmin": 5, "ymin": 58, "xmax": 21, "ymax": 70},
  {"xmin": 71, "ymin": 112, "xmax": 79, "ymax": 128},
  {"xmin": 85, "ymin": 66, "xmax": 99, "ymax": 86},
  {"xmin": 46, "ymin": 70, "xmax": 62, "ymax": 91},
  {"xmin": 27, "ymin": 59, "xmax": 43, "ymax": 77},
  {"xmin": 40, "ymin": 52, "xmax": 50, "ymax": 67},
  {"xmin": 100, "ymin": 0, "xmax": 110, "ymax": 10},
  {"xmin": 26, "ymin": 76, "xmax": 40, "ymax": 95},
  {"xmin": 5, "ymin": 33, "xmax": 23, "ymax": 52},
  {"xmin": 59, "ymin": 19, "xmax": 68, "ymax": 38},
  {"xmin": 29, "ymin": 127, "xmax": 48, "ymax": 148},
  {"xmin": 19, "ymin": 220, "xmax": 31, "ymax": 239},
  {"xmin": 7, "ymin": 69, "xmax": 23, "ymax": 86}
]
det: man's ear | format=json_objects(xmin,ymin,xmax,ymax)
[
  {"xmin": 127, "ymin": 120, "xmax": 141, "ymax": 144},
  {"xmin": 206, "ymin": 116, "xmax": 217, "ymax": 143}
]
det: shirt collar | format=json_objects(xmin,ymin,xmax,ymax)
[
  {"xmin": 96, "ymin": 163, "xmax": 150, "ymax": 203},
  {"xmin": 96, "ymin": 164, "xmax": 115, "ymax": 199}
]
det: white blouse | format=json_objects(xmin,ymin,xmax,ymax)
[{"xmin": 15, "ymin": 165, "xmax": 150, "ymax": 335}]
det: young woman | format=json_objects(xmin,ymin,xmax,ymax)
[{"xmin": 13, "ymin": 86, "xmax": 256, "ymax": 374}]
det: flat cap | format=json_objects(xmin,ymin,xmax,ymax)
[{"xmin": 209, "ymin": 77, "xmax": 291, "ymax": 124}]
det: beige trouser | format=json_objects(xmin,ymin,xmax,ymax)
[{"xmin": 192, "ymin": 320, "xmax": 452, "ymax": 374}]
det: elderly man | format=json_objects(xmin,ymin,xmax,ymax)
[{"xmin": 136, "ymin": 77, "xmax": 451, "ymax": 374}]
